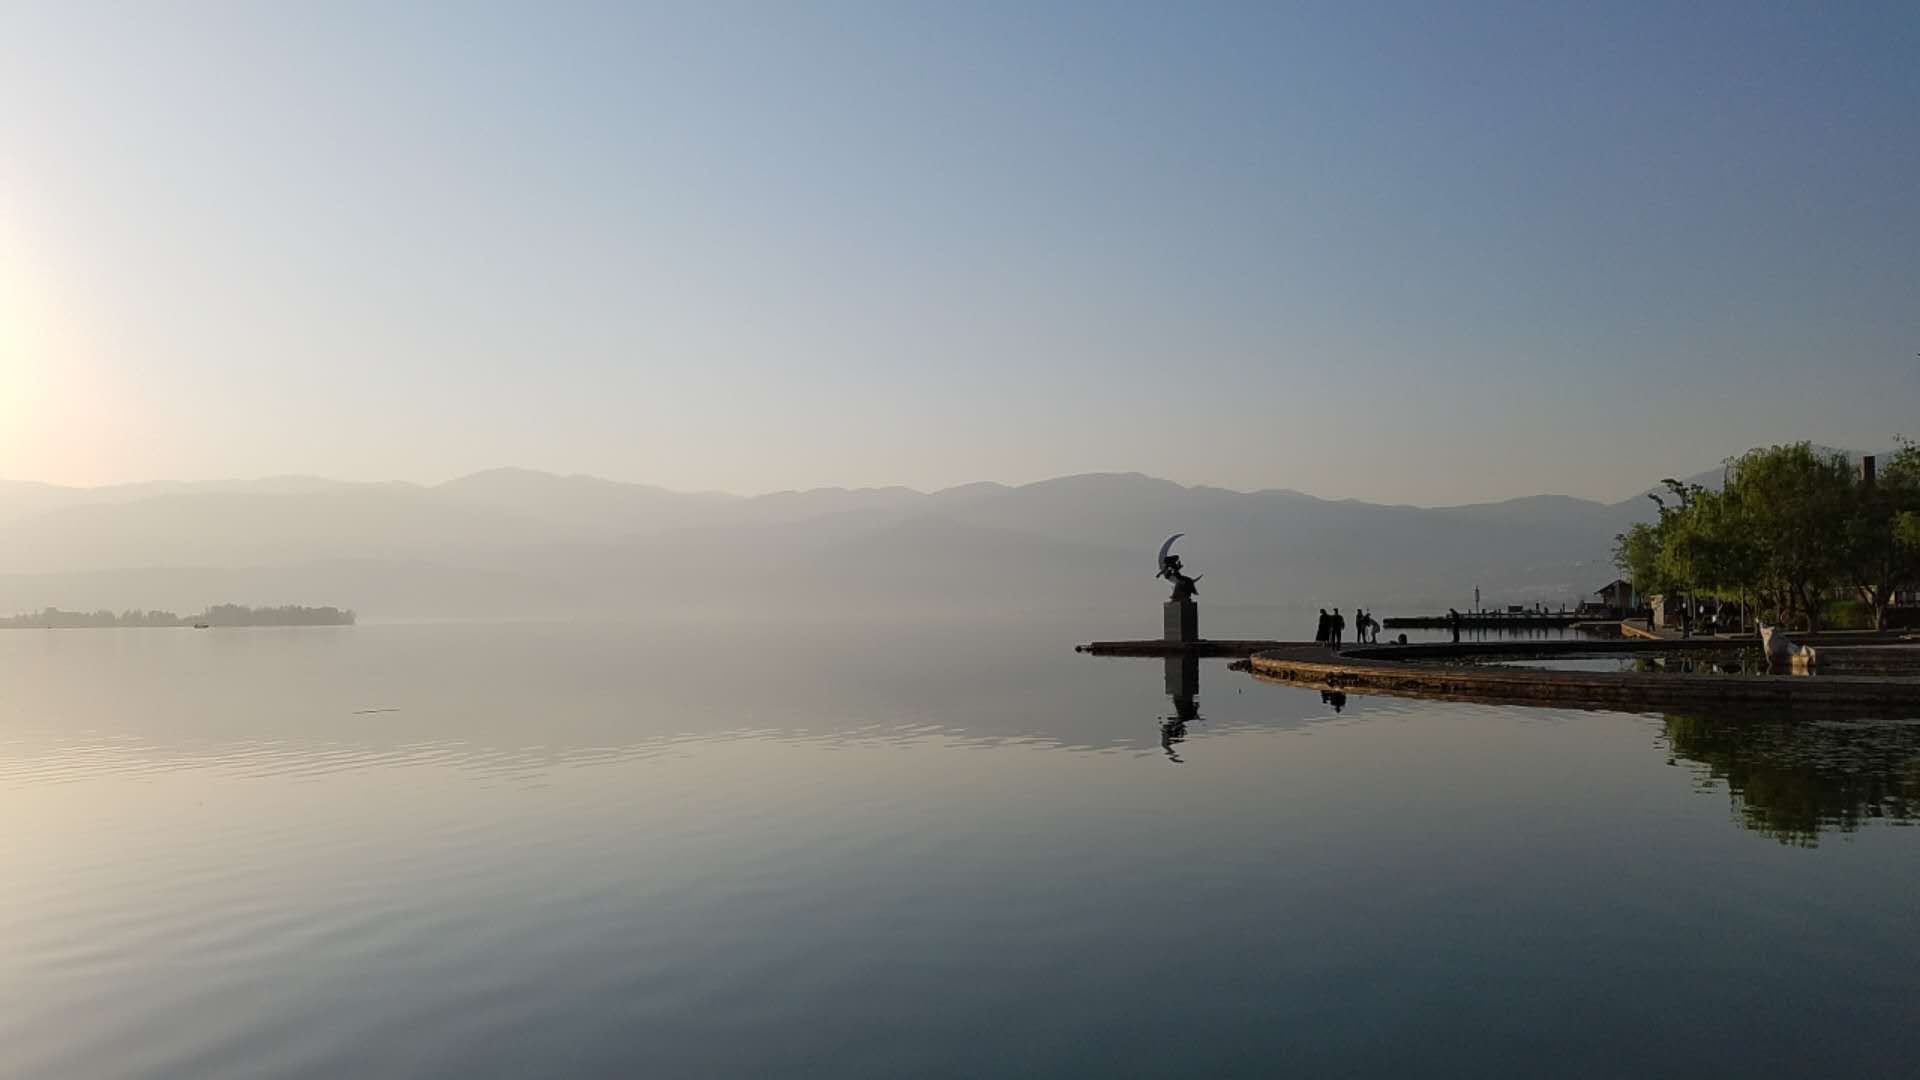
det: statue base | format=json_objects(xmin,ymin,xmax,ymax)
[{"xmin": 1163, "ymin": 599, "xmax": 1198, "ymax": 644}]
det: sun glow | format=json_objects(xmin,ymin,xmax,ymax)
[{"xmin": 0, "ymin": 202, "xmax": 121, "ymax": 485}]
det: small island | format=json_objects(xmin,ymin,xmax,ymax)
[{"xmin": 0, "ymin": 604, "xmax": 356, "ymax": 629}]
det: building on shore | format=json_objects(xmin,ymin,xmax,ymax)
[{"xmin": 1593, "ymin": 579, "xmax": 1636, "ymax": 617}]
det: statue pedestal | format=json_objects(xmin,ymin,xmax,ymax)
[{"xmin": 1163, "ymin": 599, "xmax": 1198, "ymax": 644}]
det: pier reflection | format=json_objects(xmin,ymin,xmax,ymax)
[{"xmin": 1661, "ymin": 711, "xmax": 1920, "ymax": 846}]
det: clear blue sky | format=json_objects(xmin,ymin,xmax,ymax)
[{"xmin": 4, "ymin": 1, "xmax": 1915, "ymax": 504}]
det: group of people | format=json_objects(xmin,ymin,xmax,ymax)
[
  {"xmin": 1672, "ymin": 598, "xmax": 1741, "ymax": 638},
  {"xmin": 1314, "ymin": 607, "xmax": 1379, "ymax": 648}
]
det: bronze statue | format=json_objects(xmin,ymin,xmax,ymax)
[{"xmin": 1157, "ymin": 533, "xmax": 1201, "ymax": 601}]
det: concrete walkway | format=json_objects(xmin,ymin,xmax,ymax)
[{"xmin": 1243, "ymin": 641, "xmax": 1920, "ymax": 712}]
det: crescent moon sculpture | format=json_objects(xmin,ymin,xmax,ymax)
[
  {"xmin": 1157, "ymin": 533, "xmax": 1183, "ymax": 569},
  {"xmin": 1156, "ymin": 533, "xmax": 1199, "ymax": 601}
]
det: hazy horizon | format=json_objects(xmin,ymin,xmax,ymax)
[
  {"xmin": 10, "ymin": 7, "xmax": 1920, "ymax": 1075},
  {"xmin": 0, "ymin": 442, "xmax": 1845, "ymax": 509},
  {"xmin": 6, "ymin": 3, "xmax": 1916, "ymax": 505},
  {"xmin": 0, "ymin": 463, "xmax": 1695, "ymax": 510}
]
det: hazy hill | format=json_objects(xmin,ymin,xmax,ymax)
[
  {"xmin": 0, "ymin": 488, "xmax": 550, "ymax": 573},
  {"xmin": 435, "ymin": 468, "xmax": 734, "ymax": 534},
  {"xmin": 0, "ymin": 467, "xmax": 1669, "ymax": 619}
]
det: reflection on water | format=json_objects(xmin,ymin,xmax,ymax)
[
  {"xmin": 5, "ymin": 619, "xmax": 1920, "ymax": 1077},
  {"xmin": 1632, "ymin": 653, "xmax": 1759, "ymax": 675},
  {"xmin": 1504, "ymin": 647, "xmax": 1920, "ymax": 678},
  {"xmin": 1153, "ymin": 655, "xmax": 1347, "ymax": 763},
  {"xmin": 1662, "ymin": 712, "xmax": 1920, "ymax": 846},
  {"xmin": 1159, "ymin": 655, "xmax": 1200, "ymax": 762},
  {"xmin": 1498, "ymin": 652, "xmax": 1767, "ymax": 675}
]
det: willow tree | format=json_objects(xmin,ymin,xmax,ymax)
[
  {"xmin": 1666, "ymin": 482, "xmax": 1762, "ymax": 624},
  {"xmin": 1614, "ymin": 480, "xmax": 1722, "ymax": 623},
  {"xmin": 1724, "ymin": 443, "xmax": 1853, "ymax": 631},
  {"xmin": 1848, "ymin": 438, "xmax": 1920, "ymax": 630},
  {"xmin": 1657, "ymin": 481, "xmax": 1712, "ymax": 606},
  {"xmin": 1614, "ymin": 520, "xmax": 1672, "ymax": 601}
]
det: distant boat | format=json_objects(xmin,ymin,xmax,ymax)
[{"xmin": 192, "ymin": 622, "xmax": 209, "ymax": 629}]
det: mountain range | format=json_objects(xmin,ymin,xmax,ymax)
[{"xmin": 0, "ymin": 466, "xmax": 1701, "ymax": 621}]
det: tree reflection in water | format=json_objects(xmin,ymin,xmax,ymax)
[
  {"xmin": 1662, "ymin": 712, "xmax": 1920, "ymax": 846},
  {"xmin": 1631, "ymin": 652, "xmax": 1762, "ymax": 675}
]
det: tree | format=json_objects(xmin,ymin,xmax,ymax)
[
  {"xmin": 1723, "ymin": 443, "xmax": 1853, "ymax": 631},
  {"xmin": 1648, "ymin": 480, "xmax": 1717, "ymax": 631},
  {"xmin": 1899, "ymin": 510, "xmax": 1920, "ymax": 555},
  {"xmin": 1847, "ymin": 439, "xmax": 1920, "ymax": 630},
  {"xmin": 1613, "ymin": 520, "xmax": 1670, "ymax": 598},
  {"xmin": 1718, "ymin": 491, "xmax": 1763, "ymax": 619}
]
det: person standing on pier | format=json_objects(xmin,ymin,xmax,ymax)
[
  {"xmin": 1314, "ymin": 609, "xmax": 1330, "ymax": 645},
  {"xmin": 1331, "ymin": 608, "xmax": 1346, "ymax": 649},
  {"xmin": 1447, "ymin": 608, "xmax": 1462, "ymax": 644}
]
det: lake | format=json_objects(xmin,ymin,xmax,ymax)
[{"xmin": 4, "ymin": 616, "xmax": 1917, "ymax": 1078}]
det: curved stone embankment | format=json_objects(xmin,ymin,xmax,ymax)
[
  {"xmin": 1076, "ymin": 639, "xmax": 1293, "ymax": 658},
  {"xmin": 1243, "ymin": 640, "xmax": 1920, "ymax": 712}
]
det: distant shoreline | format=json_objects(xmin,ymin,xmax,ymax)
[{"xmin": 0, "ymin": 605, "xmax": 355, "ymax": 629}]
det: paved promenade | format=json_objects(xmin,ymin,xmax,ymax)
[{"xmin": 1244, "ymin": 640, "xmax": 1920, "ymax": 712}]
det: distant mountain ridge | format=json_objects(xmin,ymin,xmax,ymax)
[
  {"xmin": 1615, "ymin": 445, "xmax": 1880, "ymax": 507},
  {"xmin": 0, "ymin": 459, "xmax": 1795, "ymax": 619}
]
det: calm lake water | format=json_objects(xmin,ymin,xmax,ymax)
[{"xmin": 4, "ymin": 616, "xmax": 1917, "ymax": 1078}]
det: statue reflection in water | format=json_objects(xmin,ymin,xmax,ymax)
[
  {"xmin": 1160, "ymin": 654, "xmax": 1200, "ymax": 762},
  {"xmin": 1157, "ymin": 658, "xmax": 1357, "ymax": 760}
]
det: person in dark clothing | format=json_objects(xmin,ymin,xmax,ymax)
[
  {"xmin": 1314, "ymin": 609, "xmax": 1330, "ymax": 644},
  {"xmin": 1331, "ymin": 608, "xmax": 1346, "ymax": 649},
  {"xmin": 1447, "ymin": 608, "xmax": 1462, "ymax": 644}
]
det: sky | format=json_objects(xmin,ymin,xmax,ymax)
[{"xmin": 2, "ymin": 0, "xmax": 1916, "ymax": 506}]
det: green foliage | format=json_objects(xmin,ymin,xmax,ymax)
[
  {"xmin": 1846, "ymin": 437, "xmax": 1920, "ymax": 629},
  {"xmin": 1620, "ymin": 439, "xmax": 1920, "ymax": 631},
  {"xmin": 1612, "ymin": 521, "xmax": 1668, "ymax": 596},
  {"xmin": 1898, "ymin": 511, "xmax": 1920, "ymax": 553},
  {"xmin": 1723, "ymin": 443, "xmax": 1854, "ymax": 630},
  {"xmin": 1820, "ymin": 598, "xmax": 1874, "ymax": 631}
]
